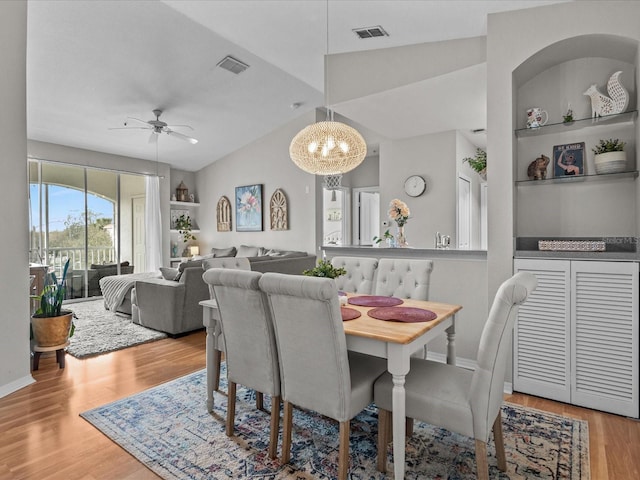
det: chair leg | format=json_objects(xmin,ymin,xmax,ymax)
[
  {"xmin": 405, "ymin": 417, "xmax": 414, "ymax": 437},
  {"xmin": 256, "ymin": 391, "xmax": 264, "ymax": 410},
  {"xmin": 338, "ymin": 420, "xmax": 350, "ymax": 480},
  {"xmin": 377, "ymin": 409, "xmax": 391, "ymax": 473},
  {"xmin": 474, "ymin": 439, "xmax": 490, "ymax": 480},
  {"xmin": 213, "ymin": 349, "xmax": 222, "ymax": 391},
  {"xmin": 493, "ymin": 411, "xmax": 507, "ymax": 472},
  {"xmin": 226, "ymin": 381, "xmax": 236, "ymax": 437},
  {"xmin": 281, "ymin": 401, "xmax": 293, "ymax": 464},
  {"xmin": 269, "ymin": 395, "xmax": 281, "ymax": 459}
]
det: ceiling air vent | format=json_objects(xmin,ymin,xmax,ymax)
[
  {"xmin": 353, "ymin": 26, "xmax": 389, "ymax": 39},
  {"xmin": 217, "ymin": 55, "xmax": 250, "ymax": 74}
]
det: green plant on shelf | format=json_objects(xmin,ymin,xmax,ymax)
[
  {"xmin": 592, "ymin": 138, "xmax": 625, "ymax": 154},
  {"xmin": 175, "ymin": 214, "xmax": 196, "ymax": 243}
]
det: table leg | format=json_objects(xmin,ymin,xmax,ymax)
[
  {"xmin": 387, "ymin": 345, "xmax": 410, "ymax": 480},
  {"xmin": 446, "ymin": 315, "xmax": 456, "ymax": 366},
  {"xmin": 203, "ymin": 308, "xmax": 215, "ymax": 412}
]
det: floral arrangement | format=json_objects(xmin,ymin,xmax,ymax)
[{"xmin": 388, "ymin": 198, "xmax": 410, "ymax": 226}]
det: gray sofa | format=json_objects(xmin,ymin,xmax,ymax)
[{"xmin": 130, "ymin": 245, "xmax": 316, "ymax": 335}]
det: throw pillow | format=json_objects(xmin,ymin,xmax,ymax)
[
  {"xmin": 237, "ymin": 245, "xmax": 260, "ymax": 257},
  {"xmin": 211, "ymin": 246, "xmax": 237, "ymax": 258},
  {"xmin": 159, "ymin": 267, "xmax": 180, "ymax": 281}
]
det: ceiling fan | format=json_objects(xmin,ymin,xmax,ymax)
[{"xmin": 110, "ymin": 109, "xmax": 198, "ymax": 144}]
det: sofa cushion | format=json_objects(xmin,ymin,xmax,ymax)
[
  {"xmin": 91, "ymin": 261, "xmax": 130, "ymax": 269},
  {"xmin": 237, "ymin": 245, "xmax": 260, "ymax": 257},
  {"xmin": 178, "ymin": 259, "xmax": 204, "ymax": 272},
  {"xmin": 211, "ymin": 246, "xmax": 237, "ymax": 257},
  {"xmin": 160, "ymin": 267, "xmax": 180, "ymax": 281}
]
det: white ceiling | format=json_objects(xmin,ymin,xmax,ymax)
[{"xmin": 26, "ymin": 0, "xmax": 567, "ymax": 172}]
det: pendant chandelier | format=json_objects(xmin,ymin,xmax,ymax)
[{"xmin": 289, "ymin": 1, "xmax": 367, "ymax": 175}]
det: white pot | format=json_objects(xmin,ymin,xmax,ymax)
[{"xmin": 594, "ymin": 151, "xmax": 626, "ymax": 174}]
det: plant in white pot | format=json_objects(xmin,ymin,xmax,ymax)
[
  {"xmin": 592, "ymin": 138, "xmax": 626, "ymax": 174},
  {"xmin": 31, "ymin": 259, "xmax": 75, "ymax": 347}
]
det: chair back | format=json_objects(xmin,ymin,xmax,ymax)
[
  {"xmin": 202, "ymin": 257, "xmax": 250, "ymax": 298},
  {"xmin": 374, "ymin": 258, "xmax": 433, "ymax": 299},
  {"xmin": 470, "ymin": 271, "xmax": 537, "ymax": 440},
  {"xmin": 331, "ymin": 256, "xmax": 378, "ymax": 294},
  {"xmin": 204, "ymin": 268, "xmax": 280, "ymax": 397},
  {"xmin": 259, "ymin": 272, "xmax": 353, "ymax": 421}
]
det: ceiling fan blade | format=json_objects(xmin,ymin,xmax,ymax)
[
  {"xmin": 165, "ymin": 124, "xmax": 194, "ymax": 131},
  {"xmin": 165, "ymin": 129, "xmax": 198, "ymax": 144},
  {"xmin": 125, "ymin": 116, "xmax": 151, "ymax": 127},
  {"xmin": 148, "ymin": 132, "xmax": 158, "ymax": 144},
  {"xmin": 108, "ymin": 126, "xmax": 152, "ymax": 131}
]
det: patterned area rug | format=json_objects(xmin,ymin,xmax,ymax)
[
  {"xmin": 66, "ymin": 299, "xmax": 167, "ymax": 358},
  {"xmin": 81, "ymin": 366, "xmax": 590, "ymax": 479}
]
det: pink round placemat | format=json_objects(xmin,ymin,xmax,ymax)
[
  {"xmin": 368, "ymin": 306, "xmax": 437, "ymax": 323},
  {"xmin": 341, "ymin": 307, "xmax": 362, "ymax": 321},
  {"xmin": 348, "ymin": 296, "xmax": 404, "ymax": 307}
]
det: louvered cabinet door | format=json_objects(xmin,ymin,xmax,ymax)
[
  {"xmin": 571, "ymin": 261, "xmax": 639, "ymax": 418},
  {"xmin": 514, "ymin": 259, "xmax": 571, "ymax": 402}
]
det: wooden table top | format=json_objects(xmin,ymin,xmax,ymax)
[{"xmin": 342, "ymin": 295, "xmax": 462, "ymax": 345}]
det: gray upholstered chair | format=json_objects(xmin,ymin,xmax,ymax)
[
  {"xmin": 259, "ymin": 272, "xmax": 387, "ymax": 480},
  {"xmin": 330, "ymin": 256, "xmax": 378, "ymax": 294},
  {"xmin": 205, "ymin": 268, "xmax": 281, "ymax": 459},
  {"xmin": 374, "ymin": 271, "xmax": 537, "ymax": 479},
  {"xmin": 202, "ymin": 257, "xmax": 251, "ymax": 394},
  {"xmin": 373, "ymin": 258, "xmax": 433, "ymax": 299}
]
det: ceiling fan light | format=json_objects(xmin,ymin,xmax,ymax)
[{"xmin": 289, "ymin": 120, "xmax": 367, "ymax": 175}]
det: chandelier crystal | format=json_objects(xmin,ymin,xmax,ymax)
[{"xmin": 289, "ymin": 117, "xmax": 367, "ymax": 175}]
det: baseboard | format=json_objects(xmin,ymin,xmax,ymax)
[
  {"xmin": 0, "ymin": 374, "xmax": 35, "ymax": 399},
  {"xmin": 425, "ymin": 351, "xmax": 513, "ymax": 394}
]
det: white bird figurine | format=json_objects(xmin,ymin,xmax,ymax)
[{"xmin": 583, "ymin": 71, "xmax": 628, "ymax": 118}]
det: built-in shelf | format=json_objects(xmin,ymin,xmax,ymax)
[
  {"xmin": 516, "ymin": 170, "xmax": 638, "ymax": 185},
  {"xmin": 514, "ymin": 110, "xmax": 637, "ymax": 138},
  {"xmin": 170, "ymin": 229, "xmax": 201, "ymax": 233},
  {"xmin": 170, "ymin": 200, "xmax": 200, "ymax": 207}
]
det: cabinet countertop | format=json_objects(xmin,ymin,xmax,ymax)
[{"xmin": 515, "ymin": 250, "xmax": 639, "ymax": 261}]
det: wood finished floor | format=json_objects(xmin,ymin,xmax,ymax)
[{"xmin": 0, "ymin": 329, "xmax": 638, "ymax": 479}]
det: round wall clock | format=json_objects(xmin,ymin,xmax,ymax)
[{"xmin": 404, "ymin": 175, "xmax": 426, "ymax": 197}]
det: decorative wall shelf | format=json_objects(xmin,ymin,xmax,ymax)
[
  {"xmin": 170, "ymin": 200, "xmax": 200, "ymax": 207},
  {"xmin": 516, "ymin": 170, "xmax": 638, "ymax": 185},
  {"xmin": 514, "ymin": 110, "xmax": 637, "ymax": 138},
  {"xmin": 170, "ymin": 229, "xmax": 201, "ymax": 234}
]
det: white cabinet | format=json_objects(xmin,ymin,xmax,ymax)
[{"xmin": 514, "ymin": 258, "xmax": 639, "ymax": 418}]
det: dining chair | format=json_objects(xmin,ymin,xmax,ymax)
[
  {"xmin": 259, "ymin": 272, "xmax": 388, "ymax": 480},
  {"xmin": 330, "ymin": 256, "xmax": 379, "ymax": 294},
  {"xmin": 373, "ymin": 258, "xmax": 433, "ymax": 300},
  {"xmin": 374, "ymin": 271, "xmax": 537, "ymax": 479},
  {"xmin": 201, "ymin": 257, "xmax": 250, "ymax": 396},
  {"xmin": 205, "ymin": 268, "xmax": 281, "ymax": 459}
]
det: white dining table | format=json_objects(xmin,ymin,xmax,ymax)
[{"xmin": 342, "ymin": 295, "xmax": 461, "ymax": 480}]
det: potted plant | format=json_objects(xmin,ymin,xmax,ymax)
[
  {"xmin": 31, "ymin": 259, "xmax": 75, "ymax": 347},
  {"xmin": 303, "ymin": 259, "xmax": 346, "ymax": 279},
  {"xmin": 463, "ymin": 148, "xmax": 487, "ymax": 180},
  {"xmin": 175, "ymin": 213, "xmax": 196, "ymax": 246},
  {"xmin": 373, "ymin": 229, "xmax": 395, "ymax": 247},
  {"xmin": 592, "ymin": 138, "xmax": 626, "ymax": 174}
]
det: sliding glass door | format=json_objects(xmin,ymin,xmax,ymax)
[{"xmin": 28, "ymin": 160, "xmax": 146, "ymax": 300}]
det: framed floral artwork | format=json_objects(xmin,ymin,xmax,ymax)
[{"xmin": 235, "ymin": 184, "xmax": 263, "ymax": 231}]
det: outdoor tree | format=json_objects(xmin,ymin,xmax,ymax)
[{"xmin": 48, "ymin": 210, "xmax": 113, "ymax": 248}]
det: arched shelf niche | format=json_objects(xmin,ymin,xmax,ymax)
[{"xmin": 513, "ymin": 34, "xmax": 639, "ymax": 239}]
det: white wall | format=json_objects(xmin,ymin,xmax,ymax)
[
  {"xmin": 380, "ymin": 130, "xmax": 457, "ymax": 249},
  {"xmin": 0, "ymin": 1, "xmax": 31, "ymax": 398},
  {"xmin": 195, "ymin": 111, "xmax": 318, "ymax": 255}
]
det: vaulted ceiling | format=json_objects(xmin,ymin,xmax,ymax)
[{"xmin": 27, "ymin": 0, "xmax": 567, "ymax": 171}]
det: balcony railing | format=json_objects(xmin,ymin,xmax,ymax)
[{"xmin": 31, "ymin": 246, "xmax": 116, "ymax": 278}]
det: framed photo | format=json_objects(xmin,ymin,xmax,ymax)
[
  {"xmin": 235, "ymin": 184, "xmax": 263, "ymax": 231},
  {"xmin": 554, "ymin": 142, "xmax": 585, "ymax": 177}
]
